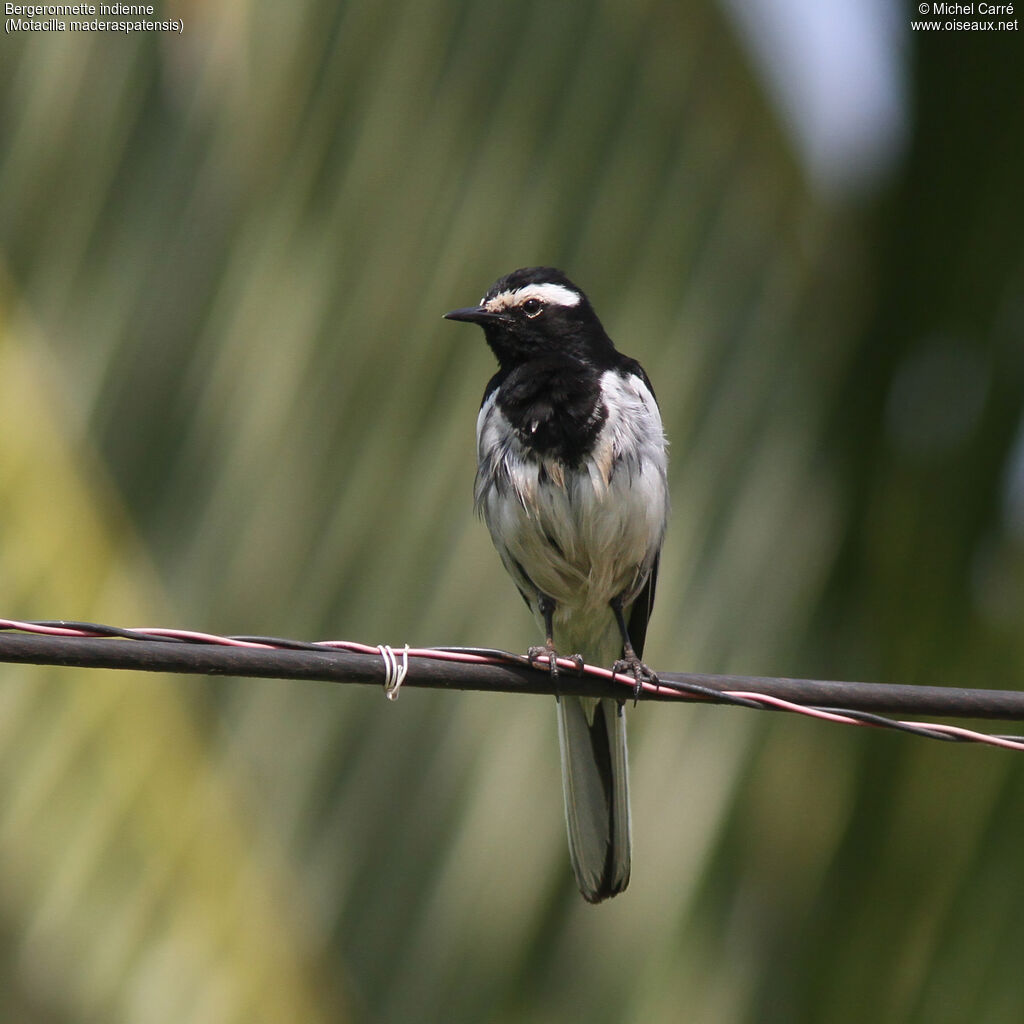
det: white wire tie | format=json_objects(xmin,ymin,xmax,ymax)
[{"xmin": 379, "ymin": 643, "xmax": 409, "ymax": 701}]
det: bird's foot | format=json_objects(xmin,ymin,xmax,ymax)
[
  {"xmin": 527, "ymin": 641, "xmax": 560, "ymax": 678},
  {"xmin": 613, "ymin": 652, "xmax": 659, "ymax": 700},
  {"xmin": 527, "ymin": 643, "xmax": 584, "ymax": 691}
]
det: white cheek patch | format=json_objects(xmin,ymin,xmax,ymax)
[{"xmin": 484, "ymin": 282, "xmax": 582, "ymax": 313}]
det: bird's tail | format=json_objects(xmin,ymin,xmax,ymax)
[{"xmin": 556, "ymin": 695, "xmax": 631, "ymax": 903}]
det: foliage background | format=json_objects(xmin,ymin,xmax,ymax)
[{"xmin": 1, "ymin": 2, "xmax": 1023, "ymax": 1021}]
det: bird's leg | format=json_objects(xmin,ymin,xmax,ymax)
[
  {"xmin": 527, "ymin": 594, "xmax": 584, "ymax": 687},
  {"xmin": 527, "ymin": 594, "xmax": 561, "ymax": 679},
  {"xmin": 610, "ymin": 595, "xmax": 659, "ymax": 699}
]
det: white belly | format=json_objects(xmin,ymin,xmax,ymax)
[{"xmin": 476, "ymin": 370, "xmax": 669, "ymax": 660}]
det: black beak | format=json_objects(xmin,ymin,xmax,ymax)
[{"xmin": 444, "ymin": 306, "xmax": 508, "ymax": 325}]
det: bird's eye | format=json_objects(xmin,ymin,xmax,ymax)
[{"xmin": 522, "ymin": 298, "xmax": 543, "ymax": 318}]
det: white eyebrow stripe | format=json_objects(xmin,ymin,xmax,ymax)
[{"xmin": 484, "ymin": 282, "xmax": 582, "ymax": 312}]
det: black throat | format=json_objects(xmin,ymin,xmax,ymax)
[{"xmin": 488, "ymin": 355, "xmax": 608, "ymax": 467}]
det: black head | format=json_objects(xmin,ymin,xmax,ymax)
[{"xmin": 444, "ymin": 267, "xmax": 616, "ymax": 370}]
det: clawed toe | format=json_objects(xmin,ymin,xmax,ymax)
[
  {"xmin": 527, "ymin": 644, "xmax": 586, "ymax": 688},
  {"xmin": 528, "ymin": 644, "xmax": 560, "ymax": 678},
  {"xmin": 613, "ymin": 654, "xmax": 659, "ymax": 700}
]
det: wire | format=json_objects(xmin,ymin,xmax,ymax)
[
  {"xmin": 378, "ymin": 644, "xmax": 410, "ymax": 700},
  {"xmin": 1, "ymin": 617, "xmax": 1023, "ymax": 751}
]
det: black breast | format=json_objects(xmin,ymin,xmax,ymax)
[{"xmin": 488, "ymin": 357, "xmax": 607, "ymax": 466}]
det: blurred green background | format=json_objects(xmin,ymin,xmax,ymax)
[{"xmin": 2, "ymin": 1, "xmax": 1024, "ymax": 1021}]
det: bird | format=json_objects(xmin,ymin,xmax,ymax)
[{"xmin": 445, "ymin": 267, "xmax": 669, "ymax": 903}]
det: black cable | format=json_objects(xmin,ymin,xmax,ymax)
[{"xmin": 2, "ymin": 622, "xmax": 1024, "ymax": 752}]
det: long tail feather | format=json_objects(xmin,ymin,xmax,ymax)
[{"xmin": 556, "ymin": 695, "xmax": 631, "ymax": 903}]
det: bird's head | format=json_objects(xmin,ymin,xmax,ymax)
[{"xmin": 445, "ymin": 267, "xmax": 614, "ymax": 369}]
